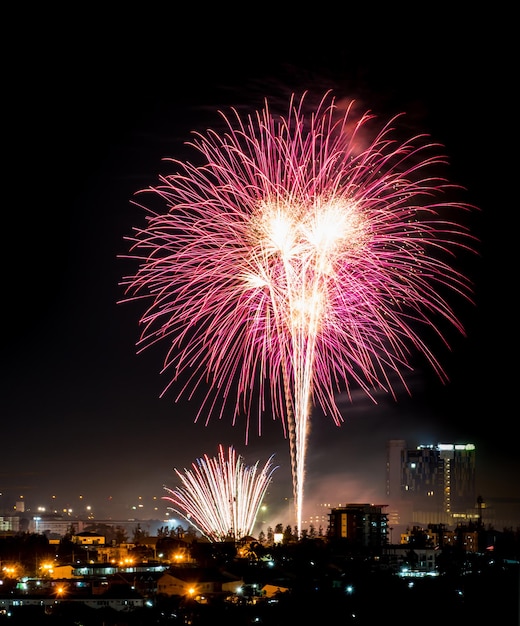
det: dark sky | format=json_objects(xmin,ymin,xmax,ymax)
[{"xmin": 2, "ymin": 9, "xmax": 515, "ymax": 526}]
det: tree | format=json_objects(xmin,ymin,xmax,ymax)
[
  {"xmin": 172, "ymin": 525, "xmax": 186, "ymax": 539},
  {"xmin": 156, "ymin": 526, "xmax": 170, "ymax": 539},
  {"xmin": 57, "ymin": 535, "xmax": 76, "ymax": 563},
  {"xmin": 283, "ymin": 525, "xmax": 295, "ymax": 544},
  {"xmin": 132, "ymin": 523, "xmax": 149, "ymax": 545},
  {"xmin": 114, "ymin": 525, "xmax": 129, "ymax": 545}
]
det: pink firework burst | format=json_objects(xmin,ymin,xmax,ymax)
[
  {"xmin": 120, "ymin": 91, "xmax": 478, "ymax": 534},
  {"xmin": 163, "ymin": 444, "xmax": 278, "ymax": 542}
]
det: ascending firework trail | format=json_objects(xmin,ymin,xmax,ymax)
[{"xmin": 120, "ymin": 91, "xmax": 478, "ymax": 535}]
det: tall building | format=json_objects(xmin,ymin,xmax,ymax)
[
  {"xmin": 328, "ymin": 503, "xmax": 389, "ymax": 548},
  {"xmin": 386, "ymin": 440, "xmax": 477, "ymax": 528}
]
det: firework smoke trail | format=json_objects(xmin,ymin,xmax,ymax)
[
  {"xmin": 121, "ymin": 91, "xmax": 477, "ymax": 534},
  {"xmin": 163, "ymin": 445, "xmax": 278, "ymax": 541}
]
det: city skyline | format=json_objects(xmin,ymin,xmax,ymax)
[
  {"xmin": 3, "ymin": 11, "xmax": 516, "ymax": 529},
  {"xmin": 1, "ymin": 434, "xmax": 515, "ymax": 534}
]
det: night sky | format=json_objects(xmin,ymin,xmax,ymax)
[{"xmin": 3, "ymin": 9, "xmax": 514, "ymax": 526}]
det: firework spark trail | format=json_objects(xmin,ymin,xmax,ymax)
[
  {"xmin": 121, "ymin": 92, "xmax": 478, "ymax": 534},
  {"xmin": 163, "ymin": 445, "xmax": 278, "ymax": 541}
]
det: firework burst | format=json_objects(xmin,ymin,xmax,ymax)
[
  {"xmin": 121, "ymin": 91, "xmax": 477, "ymax": 534},
  {"xmin": 163, "ymin": 445, "xmax": 278, "ymax": 541}
]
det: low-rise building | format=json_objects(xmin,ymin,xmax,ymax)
[{"xmin": 157, "ymin": 567, "xmax": 243, "ymax": 600}]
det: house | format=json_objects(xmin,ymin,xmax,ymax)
[
  {"xmin": 0, "ymin": 579, "xmax": 146, "ymax": 615},
  {"xmin": 157, "ymin": 567, "xmax": 243, "ymax": 600},
  {"xmin": 50, "ymin": 564, "xmax": 76, "ymax": 579},
  {"xmin": 73, "ymin": 532, "xmax": 105, "ymax": 546},
  {"xmin": 260, "ymin": 583, "xmax": 290, "ymax": 598}
]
